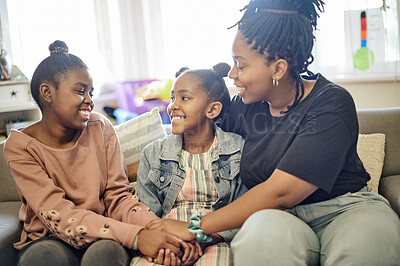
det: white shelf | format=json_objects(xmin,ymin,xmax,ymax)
[
  {"xmin": 0, "ymin": 102, "xmax": 38, "ymax": 113},
  {"xmin": 0, "ymin": 65, "xmax": 40, "ymax": 136}
]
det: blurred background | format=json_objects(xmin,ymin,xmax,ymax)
[{"xmin": 0, "ymin": 0, "xmax": 399, "ymax": 139}]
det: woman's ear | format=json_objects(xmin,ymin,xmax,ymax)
[
  {"xmin": 206, "ymin": 101, "xmax": 223, "ymax": 119},
  {"xmin": 272, "ymin": 59, "xmax": 288, "ymax": 81},
  {"xmin": 39, "ymin": 83, "xmax": 53, "ymax": 103}
]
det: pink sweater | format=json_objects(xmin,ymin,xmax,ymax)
[{"xmin": 3, "ymin": 112, "xmax": 157, "ymax": 250}]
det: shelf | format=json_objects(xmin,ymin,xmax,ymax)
[
  {"xmin": 0, "ymin": 79, "xmax": 29, "ymax": 86},
  {"xmin": 0, "ymin": 102, "xmax": 38, "ymax": 113},
  {"xmin": 0, "ymin": 66, "xmax": 41, "ymax": 136}
]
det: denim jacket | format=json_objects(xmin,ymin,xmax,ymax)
[{"xmin": 137, "ymin": 126, "xmax": 247, "ymax": 242}]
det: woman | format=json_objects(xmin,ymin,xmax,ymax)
[{"xmin": 146, "ymin": 0, "xmax": 400, "ymax": 265}]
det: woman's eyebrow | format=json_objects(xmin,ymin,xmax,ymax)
[{"xmin": 233, "ymin": 55, "xmax": 246, "ymax": 61}]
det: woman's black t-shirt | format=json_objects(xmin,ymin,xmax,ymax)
[{"xmin": 219, "ymin": 74, "xmax": 370, "ymax": 204}]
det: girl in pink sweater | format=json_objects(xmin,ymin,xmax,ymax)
[{"xmin": 4, "ymin": 40, "xmax": 191, "ymax": 266}]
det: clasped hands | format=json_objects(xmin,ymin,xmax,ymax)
[{"xmin": 137, "ymin": 219, "xmax": 200, "ymax": 265}]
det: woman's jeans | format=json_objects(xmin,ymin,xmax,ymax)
[
  {"xmin": 17, "ymin": 237, "xmax": 130, "ymax": 266},
  {"xmin": 231, "ymin": 188, "xmax": 400, "ymax": 266}
]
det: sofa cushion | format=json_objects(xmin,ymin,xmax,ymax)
[
  {"xmin": 115, "ymin": 107, "xmax": 167, "ymax": 182},
  {"xmin": 357, "ymin": 133, "xmax": 385, "ymax": 194},
  {"xmin": 0, "ymin": 141, "xmax": 20, "ymax": 202},
  {"xmin": 0, "ymin": 201, "xmax": 22, "ymax": 265}
]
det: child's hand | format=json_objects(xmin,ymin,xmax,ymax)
[
  {"xmin": 144, "ymin": 238, "xmax": 202, "ymax": 265},
  {"xmin": 146, "ymin": 219, "xmax": 195, "ymax": 242},
  {"xmin": 137, "ymin": 229, "xmax": 184, "ymax": 258},
  {"xmin": 150, "ymin": 249, "xmax": 182, "ymax": 266}
]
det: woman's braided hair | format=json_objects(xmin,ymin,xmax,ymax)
[{"xmin": 231, "ymin": 0, "xmax": 325, "ymax": 113}]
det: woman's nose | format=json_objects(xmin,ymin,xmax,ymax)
[{"xmin": 228, "ymin": 66, "xmax": 237, "ymax": 80}]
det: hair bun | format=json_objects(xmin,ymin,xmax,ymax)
[
  {"xmin": 175, "ymin": 66, "xmax": 189, "ymax": 78},
  {"xmin": 49, "ymin": 40, "xmax": 69, "ymax": 55},
  {"xmin": 212, "ymin": 62, "xmax": 230, "ymax": 79}
]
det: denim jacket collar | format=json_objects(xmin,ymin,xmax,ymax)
[{"xmin": 159, "ymin": 125, "xmax": 241, "ymax": 162}]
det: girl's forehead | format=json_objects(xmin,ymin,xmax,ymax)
[
  {"xmin": 173, "ymin": 74, "xmax": 202, "ymax": 92},
  {"xmin": 61, "ymin": 69, "xmax": 92, "ymax": 82},
  {"xmin": 56, "ymin": 69, "xmax": 93, "ymax": 91}
]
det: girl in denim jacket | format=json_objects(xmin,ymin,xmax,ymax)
[{"xmin": 132, "ymin": 63, "xmax": 247, "ymax": 265}]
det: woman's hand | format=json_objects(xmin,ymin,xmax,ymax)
[
  {"xmin": 199, "ymin": 233, "xmax": 224, "ymax": 251},
  {"xmin": 146, "ymin": 219, "xmax": 196, "ymax": 242},
  {"xmin": 182, "ymin": 240, "xmax": 202, "ymax": 265}
]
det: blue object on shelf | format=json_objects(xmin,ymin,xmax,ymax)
[{"xmin": 113, "ymin": 108, "xmax": 138, "ymax": 124}]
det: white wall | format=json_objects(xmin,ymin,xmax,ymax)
[{"xmin": 338, "ymin": 80, "xmax": 400, "ymax": 109}]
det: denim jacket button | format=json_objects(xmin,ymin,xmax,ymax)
[
  {"xmin": 215, "ymin": 176, "xmax": 220, "ymax": 183},
  {"xmin": 160, "ymin": 176, "xmax": 165, "ymax": 182}
]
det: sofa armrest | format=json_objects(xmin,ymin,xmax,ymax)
[
  {"xmin": 0, "ymin": 141, "xmax": 21, "ymax": 202},
  {"xmin": 0, "ymin": 202, "xmax": 22, "ymax": 266},
  {"xmin": 379, "ymin": 175, "xmax": 400, "ymax": 217},
  {"xmin": 357, "ymin": 108, "xmax": 400, "ymax": 178}
]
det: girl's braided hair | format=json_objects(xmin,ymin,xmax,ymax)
[{"xmin": 231, "ymin": 0, "xmax": 325, "ymax": 113}]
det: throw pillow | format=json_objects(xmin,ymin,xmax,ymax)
[
  {"xmin": 115, "ymin": 107, "xmax": 167, "ymax": 181},
  {"xmin": 357, "ymin": 133, "xmax": 385, "ymax": 194}
]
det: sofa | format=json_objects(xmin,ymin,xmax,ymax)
[{"xmin": 1, "ymin": 107, "xmax": 400, "ymax": 265}]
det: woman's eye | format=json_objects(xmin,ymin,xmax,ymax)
[
  {"xmin": 76, "ymin": 90, "xmax": 84, "ymax": 95},
  {"xmin": 182, "ymin": 96, "xmax": 189, "ymax": 101},
  {"xmin": 234, "ymin": 61, "xmax": 244, "ymax": 70}
]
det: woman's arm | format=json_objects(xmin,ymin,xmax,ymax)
[
  {"xmin": 147, "ymin": 169, "xmax": 317, "ymax": 240},
  {"xmin": 201, "ymin": 169, "xmax": 317, "ymax": 234}
]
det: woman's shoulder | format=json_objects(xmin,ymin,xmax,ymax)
[
  {"xmin": 307, "ymin": 74, "xmax": 356, "ymax": 112},
  {"xmin": 313, "ymin": 74, "xmax": 353, "ymax": 101}
]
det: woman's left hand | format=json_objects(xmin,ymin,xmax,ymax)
[
  {"xmin": 146, "ymin": 219, "xmax": 196, "ymax": 242},
  {"xmin": 181, "ymin": 240, "xmax": 201, "ymax": 265}
]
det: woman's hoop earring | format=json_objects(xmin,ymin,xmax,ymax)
[{"xmin": 273, "ymin": 78, "xmax": 279, "ymax": 87}]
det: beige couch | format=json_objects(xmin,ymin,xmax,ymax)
[{"xmin": 1, "ymin": 107, "xmax": 399, "ymax": 265}]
